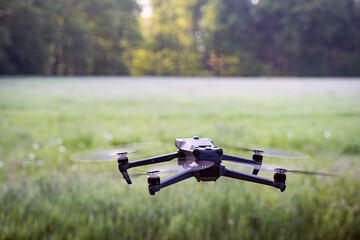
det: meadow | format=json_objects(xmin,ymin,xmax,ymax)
[{"xmin": 0, "ymin": 77, "xmax": 359, "ymax": 239}]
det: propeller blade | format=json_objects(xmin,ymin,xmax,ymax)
[
  {"xmin": 223, "ymin": 161, "xmax": 335, "ymax": 176},
  {"xmin": 131, "ymin": 168, "xmax": 181, "ymax": 177},
  {"xmin": 285, "ymin": 169, "xmax": 337, "ymax": 176},
  {"xmin": 222, "ymin": 143, "xmax": 308, "ymax": 159},
  {"xmin": 110, "ymin": 151, "xmax": 134, "ymax": 156},
  {"xmin": 222, "ymin": 160, "xmax": 264, "ymax": 171},
  {"xmin": 259, "ymin": 148, "xmax": 308, "ymax": 159},
  {"xmin": 70, "ymin": 142, "xmax": 165, "ymax": 163},
  {"xmin": 71, "ymin": 148, "xmax": 134, "ymax": 162},
  {"xmin": 130, "ymin": 160, "xmax": 215, "ymax": 177}
]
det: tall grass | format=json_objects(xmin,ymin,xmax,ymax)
[{"xmin": 0, "ymin": 78, "xmax": 359, "ymax": 239}]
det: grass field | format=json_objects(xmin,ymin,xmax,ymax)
[{"xmin": 0, "ymin": 77, "xmax": 360, "ymax": 239}]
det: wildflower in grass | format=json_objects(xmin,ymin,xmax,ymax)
[
  {"xmin": 287, "ymin": 132, "xmax": 294, "ymax": 139},
  {"xmin": 36, "ymin": 160, "xmax": 44, "ymax": 166},
  {"xmin": 324, "ymin": 131, "xmax": 331, "ymax": 138},
  {"xmin": 28, "ymin": 153, "xmax": 36, "ymax": 160},
  {"xmin": 59, "ymin": 146, "xmax": 66, "ymax": 153},
  {"xmin": 102, "ymin": 131, "xmax": 113, "ymax": 142},
  {"xmin": 32, "ymin": 143, "xmax": 40, "ymax": 150}
]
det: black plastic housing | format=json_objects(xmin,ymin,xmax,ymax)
[
  {"xmin": 252, "ymin": 154, "xmax": 263, "ymax": 163},
  {"xmin": 274, "ymin": 173, "xmax": 286, "ymax": 183}
]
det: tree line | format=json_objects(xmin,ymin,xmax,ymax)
[{"xmin": 1, "ymin": 0, "xmax": 360, "ymax": 76}]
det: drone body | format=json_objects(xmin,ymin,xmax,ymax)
[{"xmin": 118, "ymin": 136, "xmax": 287, "ymax": 195}]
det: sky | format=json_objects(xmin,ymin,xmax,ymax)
[
  {"xmin": 136, "ymin": 0, "xmax": 260, "ymax": 19},
  {"xmin": 136, "ymin": 0, "xmax": 153, "ymax": 19}
]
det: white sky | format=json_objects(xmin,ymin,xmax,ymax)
[
  {"xmin": 136, "ymin": 0, "xmax": 153, "ymax": 19},
  {"xmin": 136, "ymin": 0, "xmax": 259, "ymax": 19}
]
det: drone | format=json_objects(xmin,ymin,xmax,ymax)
[{"xmin": 115, "ymin": 136, "xmax": 333, "ymax": 195}]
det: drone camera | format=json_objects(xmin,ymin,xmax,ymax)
[{"xmin": 193, "ymin": 148, "xmax": 200, "ymax": 157}]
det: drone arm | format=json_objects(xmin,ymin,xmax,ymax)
[
  {"xmin": 148, "ymin": 169, "xmax": 193, "ymax": 195},
  {"xmin": 118, "ymin": 152, "xmax": 178, "ymax": 185},
  {"xmin": 222, "ymin": 154, "xmax": 255, "ymax": 165},
  {"xmin": 127, "ymin": 152, "xmax": 179, "ymax": 169},
  {"xmin": 223, "ymin": 167, "xmax": 275, "ymax": 188}
]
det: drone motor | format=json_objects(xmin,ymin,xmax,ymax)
[
  {"xmin": 251, "ymin": 151, "xmax": 263, "ymax": 175},
  {"xmin": 273, "ymin": 169, "xmax": 287, "ymax": 192},
  {"xmin": 117, "ymin": 152, "xmax": 129, "ymax": 171},
  {"xmin": 147, "ymin": 171, "xmax": 160, "ymax": 195}
]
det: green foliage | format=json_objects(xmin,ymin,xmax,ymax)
[
  {"xmin": 1, "ymin": 0, "xmax": 360, "ymax": 75},
  {"xmin": 0, "ymin": 0, "xmax": 141, "ymax": 75},
  {"xmin": 201, "ymin": 0, "xmax": 360, "ymax": 76},
  {"xmin": 131, "ymin": 0, "xmax": 202, "ymax": 76},
  {"xmin": 132, "ymin": 48, "xmax": 202, "ymax": 76},
  {"xmin": 0, "ymin": 0, "xmax": 48, "ymax": 74},
  {"xmin": 251, "ymin": 0, "xmax": 360, "ymax": 76}
]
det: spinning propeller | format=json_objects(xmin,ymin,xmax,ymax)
[
  {"xmin": 131, "ymin": 161, "xmax": 214, "ymax": 177},
  {"xmin": 226, "ymin": 162, "xmax": 336, "ymax": 176},
  {"xmin": 70, "ymin": 143, "xmax": 215, "ymax": 177},
  {"xmin": 221, "ymin": 144, "xmax": 334, "ymax": 176},
  {"xmin": 223, "ymin": 143, "xmax": 309, "ymax": 158},
  {"xmin": 70, "ymin": 142, "xmax": 161, "ymax": 163},
  {"xmin": 259, "ymin": 165, "xmax": 336, "ymax": 176}
]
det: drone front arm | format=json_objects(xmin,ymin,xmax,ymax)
[
  {"xmin": 148, "ymin": 169, "xmax": 194, "ymax": 195},
  {"xmin": 221, "ymin": 154, "xmax": 255, "ymax": 165},
  {"xmin": 127, "ymin": 152, "xmax": 179, "ymax": 169},
  {"xmin": 223, "ymin": 167, "xmax": 285, "ymax": 191}
]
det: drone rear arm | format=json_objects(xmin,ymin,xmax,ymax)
[
  {"xmin": 118, "ymin": 152, "xmax": 179, "ymax": 184},
  {"xmin": 148, "ymin": 169, "xmax": 194, "ymax": 195},
  {"xmin": 222, "ymin": 154, "xmax": 263, "ymax": 175},
  {"xmin": 223, "ymin": 167, "xmax": 286, "ymax": 191}
]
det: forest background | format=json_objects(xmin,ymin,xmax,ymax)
[{"xmin": 1, "ymin": 0, "xmax": 360, "ymax": 76}]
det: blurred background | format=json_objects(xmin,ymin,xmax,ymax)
[
  {"xmin": 1, "ymin": 0, "xmax": 360, "ymax": 239},
  {"xmin": 1, "ymin": 0, "xmax": 360, "ymax": 76}
]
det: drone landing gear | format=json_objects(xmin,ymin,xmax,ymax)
[
  {"xmin": 148, "ymin": 169, "xmax": 194, "ymax": 195},
  {"xmin": 117, "ymin": 153, "xmax": 132, "ymax": 184},
  {"xmin": 251, "ymin": 152, "xmax": 263, "ymax": 175}
]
